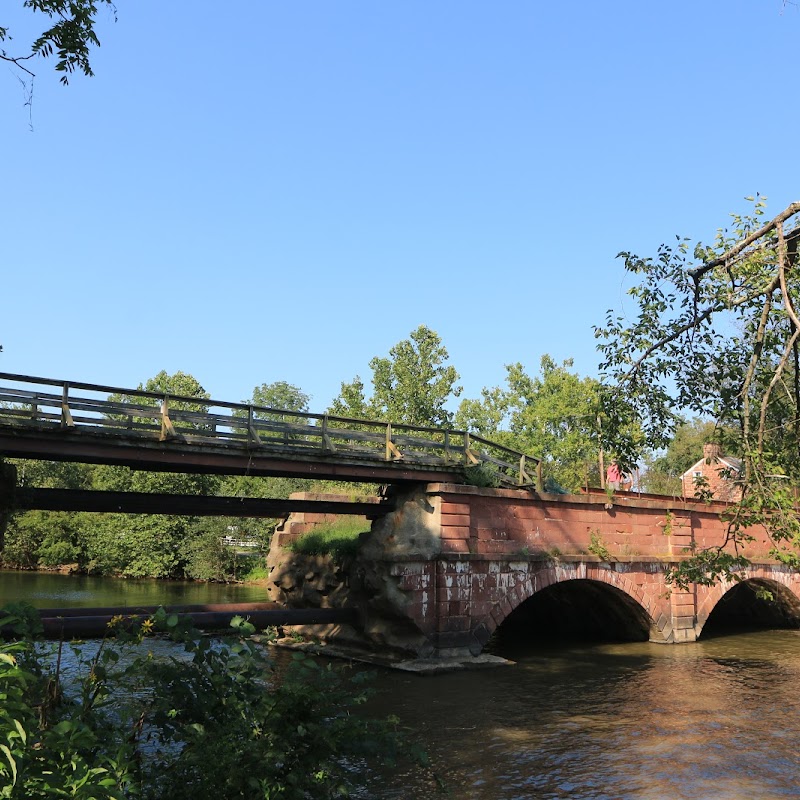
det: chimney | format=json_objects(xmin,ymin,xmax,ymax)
[{"xmin": 703, "ymin": 443, "xmax": 722, "ymax": 461}]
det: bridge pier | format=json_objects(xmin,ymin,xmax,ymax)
[
  {"xmin": 267, "ymin": 484, "xmax": 800, "ymax": 662},
  {"xmin": 0, "ymin": 461, "xmax": 16, "ymax": 552}
]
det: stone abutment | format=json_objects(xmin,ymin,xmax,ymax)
[{"xmin": 266, "ymin": 484, "xmax": 800, "ymax": 661}]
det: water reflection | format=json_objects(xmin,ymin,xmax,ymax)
[
  {"xmin": 365, "ymin": 632, "xmax": 800, "ymax": 799},
  {"xmin": 0, "ymin": 568, "xmax": 268, "ymax": 608}
]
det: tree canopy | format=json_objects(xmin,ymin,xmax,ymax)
[
  {"xmin": 1, "ymin": 1, "xmax": 115, "ymax": 84},
  {"xmin": 596, "ymin": 198, "xmax": 800, "ymax": 584},
  {"xmin": 456, "ymin": 355, "xmax": 606, "ymax": 492},
  {"xmin": 330, "ymin": 325, "xmax": 462, "ymax": 427}
]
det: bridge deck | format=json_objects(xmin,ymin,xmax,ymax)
[{"xmin": 0, "ymin": 372, "xmax": 541, "ymax": 487}]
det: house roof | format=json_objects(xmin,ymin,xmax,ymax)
[{"xmin": 681, "ymin": 454, "xmax": 742, "ymax": 479}]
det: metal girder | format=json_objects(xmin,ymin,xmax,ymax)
[{"xmin": 7, "ymin": 487, "xmax": 394, "ymax": 518}]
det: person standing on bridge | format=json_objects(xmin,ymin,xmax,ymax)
[{"xmin": 606, "ymin": 459, "xmax": 623, "ymax": 491}]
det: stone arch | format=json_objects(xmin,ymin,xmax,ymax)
[
  {"xmin": 696, "ymin": 566, "xmax": 800, "ymax": 637},
  {"xmin": 469, "ymin": 562, "xmax": 666, "ymax": 654}
]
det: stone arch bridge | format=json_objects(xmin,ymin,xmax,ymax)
[{"xmin": 269, "ymin": 483, "xmax": 800, "ymax": 660}]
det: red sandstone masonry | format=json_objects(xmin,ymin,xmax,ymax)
[{"xmin": 276, "ymin": 486, "xmax": 800, "ymax": 657}]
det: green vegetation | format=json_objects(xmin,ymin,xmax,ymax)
[
  {"xmin": 1, "ymin": 1, "xmax": 115, "ymax": 85},
  {"xmin": 456, "ymin": 355, "xmax": 641, "ymax": 492},
  {"xmin": 330, "ymin": 324, "xmax": 462, "ymax": 427},
  {"xmin": 0, "ymin": 604, "xmax": 418, "ymax": 799},
  {"xmin": 588, "ymin": 531, "xmax": 611, "ymax": 562},
  {"xmin": 597, "ymin": 198, "xmax": 800, "ymax": 586},
  {"xmin": 286, "ymin": 518, "xmax": 369, "ymax": 558}
]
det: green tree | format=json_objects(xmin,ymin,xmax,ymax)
[
  {"xmin": 596, "ymin": 198, "xmax": 800, "ymax": 585},
  {"xmin": 456, "ymin": 355, "xmax": 607, "ymax": 492},
  {"xmin": 2, "ymin": 461, "xmax": 93, "ymax": 569},
  {"xmin": 1, "ymin": 0, "xmax": 115, "ymax": 84},
  {"xmin": 331, "ymin": 325, "xmax": 462, "ymax": 427},
  {"xmin": 88, "ymin": 371, "xmax": 220, "ymax": 578},
  {"xmin": 246, "ymin": 381, "xmax": 310, "ymax": 416}
]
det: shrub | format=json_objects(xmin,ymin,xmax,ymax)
[
  {"xmin": 0, "ymin": 605, "xmax": 419, "ymax": 799},
  {"xmin": 286, "ymin": 517, "xmax": 369, "ymax": 558}
]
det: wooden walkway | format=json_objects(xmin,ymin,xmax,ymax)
[{"xmin": 0, "ymin": 372, "xmax": 541, "ymax": 488}]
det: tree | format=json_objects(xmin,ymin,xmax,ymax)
[
  {"xmin": 1, "ymin": 460, "xmax": 93, "ymax": 569},
  {"xmin": 331, "ymin": 325, "xmax": 462, "ymax": 427},
  {"xmin": 90, "ymin": 371, "xmax": 220, "ymax": 578},
  {"xmin": 1, "ymin": 1, "xmax": 115, "ymax": 85},
  {"xmin": 456, "ymin": 356, "xmax": 608, "ymax": 492},
  {"xmin": 596, "ymin": 198, "xmax": 800, "ymax": 585},
  {"xmin": 246, "ymin": 381, "xmax": 310, "ymax": 416}
]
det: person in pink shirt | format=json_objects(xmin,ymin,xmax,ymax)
[{"xmin": 606, "ymin": 459, "xmax": 623, "ymax": 491}]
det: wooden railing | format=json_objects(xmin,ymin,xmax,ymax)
[{"xmin": 0, "ymin": 372, "xmax": 541, "ymax": 488}]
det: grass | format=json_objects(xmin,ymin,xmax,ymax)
[
  {"xmin": 286, "ymin": 517, "xmax": 369, "ymax": 558},
  {"xmin": 241, "ymin": 564, "xmax": 270, "ymax": 582}
]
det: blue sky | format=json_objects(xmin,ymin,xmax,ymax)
[{"xmin": 2, "ymin": 1, "xmax": 798, "ymax": 412}]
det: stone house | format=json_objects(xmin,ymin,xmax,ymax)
[{"xmin": 681, "ymin": 443, "xmax": 742, "ymax": 502}]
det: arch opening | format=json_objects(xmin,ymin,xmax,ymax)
[
  {"xmin": 488, "ymin": 579, "xmax": 653, "ymax": 654},
  {"xmin": 700, "ymin": 578, "xmax": 800, "ymax": 638}
]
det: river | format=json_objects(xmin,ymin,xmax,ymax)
[
  {"xmin": 0, "ymin": 567, "xmax": 268, "ymax": 608},
  {"xmin": 3, "ymin": 569, "xmax": 800, "ymax": 799}
]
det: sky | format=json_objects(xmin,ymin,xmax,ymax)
[{"xmin": 2, "ymin": 1, "xmax": 798, "ymax": 413}]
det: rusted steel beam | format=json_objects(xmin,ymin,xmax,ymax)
[
  {"xmin": 1, "ymin": 604, "xmax": 359, "ymax": 639},
  {"xmin": 0, "ymin": 431, "xmax": 464, "ymax": 484},
  {"xmin": 9, "ymin": 487, "xmax": 393, "ymax": 518}
]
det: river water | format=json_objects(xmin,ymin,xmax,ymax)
[
  {"xmin": 0, "ymin": 568, "xmax": 268, "ymax": 608},
  {"xmin": 3, "ymin": 569, "xmax": 800, "ymax": 799},
  {"xmin": 366, "ymin": 632, "xmax": 800, "ymax": 799}
]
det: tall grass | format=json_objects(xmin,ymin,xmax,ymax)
[{"xmin": 286, "ymin": 517, "xmax": 369, "ymax": 558}]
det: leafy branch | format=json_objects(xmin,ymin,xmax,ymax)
[
  {"xmin": 1, "ymin": 1, "xmax": 117, "ymax": 85},
  {"xmin": 596, "ymin": 198, "xmax": 800, "ymax": 584}
]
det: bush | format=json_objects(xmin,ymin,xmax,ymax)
[
  {"xmin": 286, "ymin": 518, "xmax": 369, "ymax": 558},
  {"xmin": 0, "ymin": 605, "xmax": 417, "ymax": 799}
]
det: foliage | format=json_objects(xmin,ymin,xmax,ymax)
[
  {"xmin": 455, "ymin": 355, "xmax": 635, "ymax": 492},
  {"xmin": 587, "ymin": 531, "xmax": 611, "ymax": 562},
  {"xmin": 245, "ymin": 381, "xmax": 311, "ymax": 417},
  {"xmin": 1, "ymin": 0, "xmax": 116, "ymax": 84},
  {"xmin": 640, "ymin": 418, "xmax": 738, "ymax": 495},
  {"xmin": 464, "ymin": 462, "xmax": 501, "ymax": 488},
  {"xmin": 596, "ymin": 198, "xmax": 800, "ymax": 584},
  {"xmin": 331, "ymin": 325, "xmax": 462, "ymax": 427},
  {"xmin": 286, "ymin": 518, "xmax": 369, "ymax": 558},
  {"xmin": 0, "ymin": 605, "xmax": 416, "ymax": 799},
  {"xmin": 2, "ymin": 462, "xmax": 92, "ymax": 569}
]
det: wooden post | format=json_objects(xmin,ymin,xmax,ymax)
[
  {"xmin": 597, "ymin": 413, "xmax": 606, "ymax": 490},
  {"xmin": 160, "ymin": 397, "xmax": 177, "ymax": 441},
  {"xmin": 61, "ymin": 383, "xmax": 74, "ymax": 428},
  {"xmin": 321, "ymin": 414, "xmax": 335, "ymax": 452},
  {"xmin": 463, "ymin": 432, "xmax": 480, "ymax": 465},
  {"xmin": 385, "ymin": 423, "xmax": 402, "ymax": 461},
  {"xmin": 247, "ymin": 405, "xmax": 262, "ymax": 446}
]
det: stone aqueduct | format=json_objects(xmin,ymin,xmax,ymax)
[{"xmin": 268, "ymin": 483, "xmax": 800, "ymax": 659}]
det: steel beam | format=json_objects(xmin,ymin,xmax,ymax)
[{"xmin": 7, "ymin": 487, "xmax": 393, "ymax": 518}]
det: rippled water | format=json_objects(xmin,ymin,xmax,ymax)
[
  {"xmin": 5, "ymin": 570, "xmax": 800, "ymax": 798},
  {"xmin": 364, "ymin": 632, "xmax": 800, "ymax": 799}
]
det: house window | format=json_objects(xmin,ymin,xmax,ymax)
[{"xmin": 693, "ymin": 471, "xmax": 703, "ymax": 478}]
